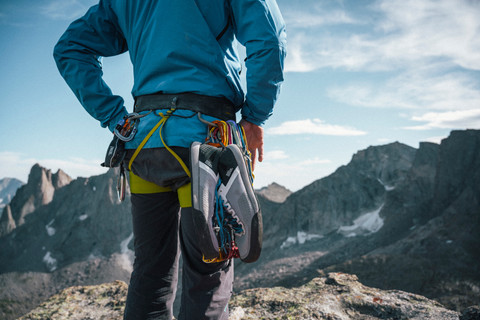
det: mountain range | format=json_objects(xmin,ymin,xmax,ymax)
[{"xmin": 1, "ymin": 129, "xmax": 479, "ymax": 319}]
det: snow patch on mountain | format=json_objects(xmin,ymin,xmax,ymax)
[
  {"xmin": 45, "ymin": 219, "xmax": 56, "ymax": 236},
  {"xmin": 43, "ymin": 252, "xmax": 58, "ymax": 272},
  {"xmin": 378, "ymin": 179, "xmax": 395, "ymax": 191},
  {"xmin": 280, "ymin": 231, "xmax": 323, "ymax": 250},
  {"xmin": 337, "ymin": 204, "xmax": 384, "ymax": 237}
]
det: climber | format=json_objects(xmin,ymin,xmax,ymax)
[{"xmin": 53, "ymin": 0, "xmax": 286, "ymax": 319}]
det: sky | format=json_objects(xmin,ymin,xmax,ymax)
[{"xmin": 1, "ymin": 0, "xmax": 479, "ymax": 191}]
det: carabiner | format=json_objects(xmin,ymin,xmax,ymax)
[
  {"xmin": 197, "ymin": 112, "xmax": 218, "ymax": 127},
  {"xmin": 114, "ymin": 113, "xmax": 141, "ymax": 142},
  {"xmin": 117, "ymin": 163, "xmax": 126, "ymax": 202}
]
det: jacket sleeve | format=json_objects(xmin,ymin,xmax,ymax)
[
  {"xmin": 53, "ymin": 1, "xmax": 128, "ymax": 132},
  {"xmin": 230, "ymin": 0, "xmax": 287, "ymax": 126}
]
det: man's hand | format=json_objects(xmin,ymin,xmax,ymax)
[{"xmin": 240, "ymin": 119, "xmax": 264, "ymax": 171}]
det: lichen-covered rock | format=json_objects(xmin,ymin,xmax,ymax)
[
  {"xmin": 19, "ymin": 280, "xmax": 128, "ymax": 320},
  {"xmin": 230, "ymin": 273, "xmax": 460, "ymax": 320},
  {"xmin": 16, "ymin": 273, "xmax": 464, "ymax": 320}
]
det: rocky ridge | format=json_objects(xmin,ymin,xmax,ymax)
[
  {"xmin": 0, "ymin": 165, "xmax": 71, "ymax": 237},
  {"xmin": 235, "ymin": 130, "xmax": 480, "ymax": 312},
  {"xmin": 0, "ymin": 167, "xmax": 132, "ymax": 274}
]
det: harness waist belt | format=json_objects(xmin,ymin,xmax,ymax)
[{"xmin": 135, "ymin": 93, "xmax": 237, "ymax": 121}]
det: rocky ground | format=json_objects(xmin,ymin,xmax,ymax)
[
  {"xmin": 19, "ymin": 281, "xmax": 127, "ymax": 320},
  {"xmin": 19, "ymin": 273, "xmax": 480, "ymax": 320},
  {"xmin": 0, "ymin": 254, "xmax": 131, "ymax": 320}
]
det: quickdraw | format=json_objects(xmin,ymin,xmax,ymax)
[{"xmin": 205, "ymin": 119, "xmax": 254, "ymax": 184}]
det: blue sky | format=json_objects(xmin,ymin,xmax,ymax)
[{"xmin": 1, "ymin": 0, "xmax": 479, "ymax": 191}]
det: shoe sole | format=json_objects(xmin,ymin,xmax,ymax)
[{"xmin": 190, "ymin": 141, "xmax": 221, "ymax": 260}]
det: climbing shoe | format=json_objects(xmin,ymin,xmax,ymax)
[{"xmin": 190, "ymin": 142, "xmax": 262, "ymax": 263}]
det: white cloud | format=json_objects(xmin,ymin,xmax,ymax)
[
  {"xmin": 374, "ymin": 0, "xmax": 480, "ymax": 70},
  {"xmin": 284, "ymin": 0, "xmax": 480, "ymax": 72},
  {"xmin": 327, "ymin": 68, "xmax": 480, "ymax": 111},
  {"xmin": 405, "ymin": 109, "xmax": 480, "ymax": 130},
  {"xmin": 0, "ymin": 152, "xmax": 107, "ymax": 182},
  {"xmin": 282, "ymin": 0, "xmax": 480, "ymax": 132},
  {"xmin": 284, "ymin": 35, "xmax": 318, "ymax": 73},
  {"xmin": 267, "ymin": 119, "xmax": 366, "ymax": 136},
  {"xmin": 282, "ymin": 3, "xmax": 358, "ymax": 29},
  {"xmin": 40, "ymin": 0, "xmax": 96, "ymax": 20}
]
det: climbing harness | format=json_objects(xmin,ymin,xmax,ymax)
[
  {"xmin": 109, "ymin": 105, "xmax": 261, "ymax": 263},
  {"xmin": 127, "ymin": 107, "xmax": 190, "ymax": 178}
]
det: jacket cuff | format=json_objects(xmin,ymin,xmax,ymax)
[
  {"xmin": 107, "ymin": 109, "xmax": 128, "ymax": 132},
  {"xmin": 241, "ymin": 105, "xmax": 267, "ymax": 126}
]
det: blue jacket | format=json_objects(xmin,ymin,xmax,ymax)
[{"xmin": 54, "ymin": 0, "xmax": 286, "ymax": 149}]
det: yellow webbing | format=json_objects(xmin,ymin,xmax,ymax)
[
  {"xmin": 128, "ymin": 109, "xmax": 190, "ymax": 178},
  {"xmin": 128, "ymin": 114, "xmax": 167, "ymax": 172},
  {"xmin": 127, "ymin": 108, "xmax": 192, "ymax": 200},
  {"xmin": 129, "ymin": 171, "xmax": 172, "ymax": 194},
  {"xmin": 158, "ymin": 114, "xmax": 191, "ymax": 178},
  {"xmin": 177, "ymin": 183, "xmax": 192, "ymax": 208}
]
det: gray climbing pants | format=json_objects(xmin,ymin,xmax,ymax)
[{"xmin": 123, "ymin": 148, "xmax": 233, "ymax": 320}]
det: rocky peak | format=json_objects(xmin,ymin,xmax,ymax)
[
  {"xmin": 349, "ymin": 141, "xmax": 417, "ymax": 186},
  {"xmin": 264, "ymin": 142, "xmax": 418, "ymax": 244},
  {"xmin": 52, "ymin": 169, "xmax": 72, "ymax": 189},
  {"xmin": 0, "ymin": 167, "xmax": 132, "ymax": 274},
  {"xmin": 26, "ymin": 164, "xmax": 56, "ymax": 208},
  {"xmin": 0, "ymin": 164, "xmax": 72, "ymax": 237},
  {"xmin": 256, "ymin": 182, "xmax": 292, "ymax": 203}
]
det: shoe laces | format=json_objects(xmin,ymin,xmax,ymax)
[{"xmin": 213, "ymin": 179, "xmax": 243, "ymax": 259}]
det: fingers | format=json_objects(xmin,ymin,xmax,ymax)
[
  {"xmin": 251, "ymin": 148, "xmax": 257, "ymax": 171},
  {"xmin": 257, "ymin": 143, "xmax": 264, "ymax": 163},
  {"xmin": 240, "ymin": 119, "xmax": 264, "ymax": 172}
]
